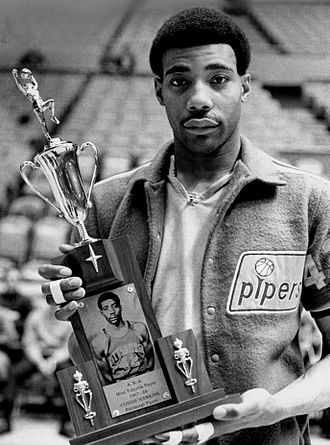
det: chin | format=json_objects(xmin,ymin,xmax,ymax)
[{"xmin": 188, "ymin": 138, "xmax": 223, "ymax": 155}]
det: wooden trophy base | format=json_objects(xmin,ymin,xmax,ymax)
[
  {"xmin": 70, "ymin": 390, "xmax": 241, "ymax": 445},
  {"xmin": 56, "ymin": 236, "xmax": 241, "ymax": 445}
]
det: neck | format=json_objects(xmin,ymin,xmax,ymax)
[
  {"xmin": 108, "ymin": 319, "xmax": 125, "ymax": 331},
  {"xmin": 174, "ymin": 135, "xmax": 240, "ymax": 193}
]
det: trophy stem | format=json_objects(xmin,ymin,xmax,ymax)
[{"xmin": 76, "ymin": 221, "xmax": 99, "ymax": 246}]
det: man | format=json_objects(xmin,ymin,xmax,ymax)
[
  {"xmin": 0, "ymin": 268, "xmax": 33, "ymax": 364},
  {"xmin": 91, "ymin": 291, "xmax": 154, "ymax": 384},
  {"xmin": 39, "ymin": 7, "xmax": 330, "ymax": 445},
  {"xmin": 0, "ymin": 304, "xmax": 73, "ymax": 435}
]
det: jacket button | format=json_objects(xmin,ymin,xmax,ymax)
[
  {"xmin": 207, "ymin": 258, "xmax": 214, "ymax": 266},
  {"xmin": 207, "ymin": 307, "xmax": 215, "ymax": 315},
  {"xmin": 211, "ymin": 354, "xmax": 220, "ymax": 362}
]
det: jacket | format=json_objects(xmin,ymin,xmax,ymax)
[{"xmin": 85, "ymin": 135, "xmax": 330, "ymax": 444}]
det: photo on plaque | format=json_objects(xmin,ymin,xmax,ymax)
[{"xmin": 78, "ymin": 283, "xmax": 171, "ymax": 418}]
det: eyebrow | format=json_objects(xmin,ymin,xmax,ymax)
[{"xmin": 165, "ymin": 63, "xmax": 234, "ymax": 77}]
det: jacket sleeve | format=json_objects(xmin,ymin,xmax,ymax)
[{"xmin": 301, "ymin": 180, "xmax": 330, "ymax": 311}]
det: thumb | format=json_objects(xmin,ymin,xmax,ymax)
[{"xmin": 213, "ymin": 388, "xmax": 270, "ymax": 420}]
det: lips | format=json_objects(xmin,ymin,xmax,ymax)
[{"xmin": 183, "ymin": 118, "xmax": 219, "ymax": 128}]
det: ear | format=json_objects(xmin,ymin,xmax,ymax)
[
  {"xmin": 240, "ymin": 73, "xmax": 251, "ymax": 102},
  {"xmin": 154, "ymin": 77, "xmax": 165, "ymax": 106}
]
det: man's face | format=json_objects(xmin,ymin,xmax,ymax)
[
  {"xmin": 154, "ymin": 43, "xmax": 251, "ymax": 155},
  {"xmin": 100, "ymin": 298, "xmax": 122, "ymax": 325}
]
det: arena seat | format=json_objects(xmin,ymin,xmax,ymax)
[
  {"xmin": 250, "ymin": 2, "xmax": 330, "ymax": 55},
  {"xmin": 0, "ymin": 0, "xmax": 134, "ymax": 71},
  {"xmin": 302, "ymin": 81, "xmax": 330, "ymax": 122},
  {"xmin": 61, "ymin": 76, "xmax": 172, "ymax": 162},
  {"xmin": 0, "ymin": 215, "xmax": 33, "ymax": 264},
  {"xmin": 30, "ymin": 215, "xmax": 70, "ymax": 261},
  {"xmin": 8, "ymin": 194, "xmax": 47, "ymax": 221}
]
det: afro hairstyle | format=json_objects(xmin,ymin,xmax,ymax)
[
  {"xmin": 97, "ymin": 291, "xmax": 121, "ymax": 311},
  {"xmin": 149, "ymin": 7, "xmax": 251, "ymax": 77}
]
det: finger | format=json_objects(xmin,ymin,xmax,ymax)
[
  {"xmin": 194, "ymin": 423, "xmax": 214, "ymax": 444},
  {"xmin": 213, "ymin": 388, "xmax": 269, "ymax": 420},
  {"xmin": 42, "ymin": 276, "xmax": 84, "ymax": 301},
  {"xmin": 59, "ymin": 243, "xmax": 76, "ymax": 254},
  {"xmin": 181, "ymin": 426, "xmax": 198, "ymax": 442},
  {"xmin": 39, "ymin": 264, "xmax": 72, "ymax": 281},
  {"xmin": 55, "ymin": 301, "xmax": 80, "ymax": 321},
  {"xmin": 141, "ymin": 438, "xmax": 164, "ymax": 444},
  {"xmin": 49, "ymin": 280, "xmax": 66, "ymax": 304},
  {"xmin": 156, "ymin": 431, "xmax": 183, "ymax": 445}
]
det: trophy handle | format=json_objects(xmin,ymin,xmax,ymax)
[
  {"xmin": 77, "ymin": 141, "xmax": 98, "ymax": 206},
  {"xmin": 20, "ymin": 160, "xmax": 62, "ymax": 214}
]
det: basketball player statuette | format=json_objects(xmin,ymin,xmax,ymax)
[
  {"xmin": 173, "ymin": 338, "xmax": 197, "ymax": 393},
  {"xmin": 73, "ymin": 370, "xmax": 96, "ymax": 426}
]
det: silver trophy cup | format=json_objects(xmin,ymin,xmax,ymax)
[{"xmin": 13, "ymin": 68, "xmax": 98, "ymax": 246}]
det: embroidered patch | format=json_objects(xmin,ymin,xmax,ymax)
[{"xmin": 227, "ymin": 251, "xmax": 306, "ymax": 313}]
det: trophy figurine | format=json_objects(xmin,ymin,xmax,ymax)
[
  {"xmin": 73, "ymin": 370, "xmax": 96, "ymax": 426},
  {"xmin": 13, "ymin": 68, "xmax": 98, "ymax": 247},
  {"xmin": 14, "ymin": 69, "xmax": 241, "ymax": 445}
]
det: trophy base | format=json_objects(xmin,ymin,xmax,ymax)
[
  {"xmin": 55, "ymin": 237, "xmax": 242, "ymax": 445},
  {"xmin": 69, "ymin": 390, "xmax": 241, "ymax": 445}
]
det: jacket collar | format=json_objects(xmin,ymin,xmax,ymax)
[
  {"xmin": 130, "ymin": 135, "xmax": 287, "ymax": 187},
  {"xmin": 239, "ymin": 136, "xmax": 287, "ymax": 185}
]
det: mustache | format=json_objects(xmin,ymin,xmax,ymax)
[{"xmin": 181, "ymin": 112, "xmax": 220, "ymax": 125}]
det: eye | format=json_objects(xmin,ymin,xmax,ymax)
[
  {"xmin": 210, "ymin": 75, "xmax": 228, "ymax": 85},
  {"xmin": 169, "ymin": 77, "xmax": 187, "ymax": 87}
]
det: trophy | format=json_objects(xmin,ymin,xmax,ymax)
[
  {"xmin": 13, "ymin": 68, "xmax": 98, "ymax": 247},
  {"xmin": 14, "ymin": 69, "xmax": 241, "ymax": 445}
]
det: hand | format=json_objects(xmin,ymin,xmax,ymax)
[
  {"xmin": 142, "ymin": 388, "xmax": 280, "ymax": 444},
  {"xmin": 38, "ymin": 244, "xmax": 86, "ymax": 320},
  {"xmin": 212, "ymin": 388, "xmax": 280, "ymax": 436}
]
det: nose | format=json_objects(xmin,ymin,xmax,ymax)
[{"xmin": 186, "ymin": 81, "xmax": 213, "ymax": 112}]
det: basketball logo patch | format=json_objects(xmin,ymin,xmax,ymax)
[
  {"xmin": 254, "ymin": 258, "xmax": 274, "ymax": 277},
  {"xmin": 228, "ymin": 251, "xmax": 306, "ymax": 313}
]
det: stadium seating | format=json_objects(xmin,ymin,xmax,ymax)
[
  {"xmin": 8, "ymin": 194, "xmax": 47, "ymax": 221},
  {"xmin": 302, "ymin": 81, "xmax": 330, "ymax": 126},
  {"xmin": 249, "ymin": 2, "xmax": 330, "ymax": 55},
  {"xmin": 0, "ymin": 215, "xmax": 33, "ymax": 265},
  {"xmin": 0, "ymin": 0, "xmax": 134, "ymax": 71},
  {"xmin": 29, "ymin": 215, "xmax": 70, "ymax": 261},
  {"xmin": 61, "ymin": 76, "xmax": 172, "ymax": 163},
  {"xmin": 0, "ymin": 2, "xmax": 330, "ymax": 263}
]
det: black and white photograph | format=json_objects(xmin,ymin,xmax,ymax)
[
  {"xmin": 1, "ymin": 0, "xmax": 330, "ymax": 444},
  {"xmin": 78, "ymin": 284, "xmax": 155, "ymax": 385}
]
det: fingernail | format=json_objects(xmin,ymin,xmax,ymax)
[
  {"xmin": 68, "ymin": 301, "xmax": 77, "ymax": 310},
  {"xmin": 72, "ymin": 289, "xmax": 85, "ymax": 298},
  {"xmin": 69, "ymin": 277, "xmax": 81, "ymax": 286},
  {"xmin": 214, "ymin": 406, "xmax": 227, "ymax": 419},
  {"xmin": 60, "ymin": 268, "xmax": 71, "ymax": 277}
]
